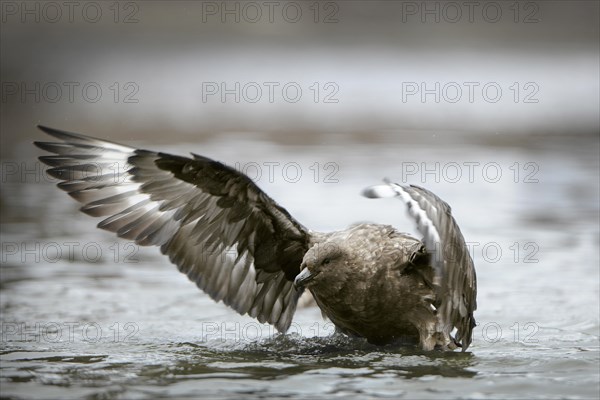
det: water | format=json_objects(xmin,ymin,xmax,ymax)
[{"xmin": 1, "ymin": 135, "xmax": 599, "ymax": 399}]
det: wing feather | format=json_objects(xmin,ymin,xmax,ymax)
[
  {"xmin": 35, "ymin": 125, "xmax": 310, "ymax": 332},
  {"xmin": 363, "ymin": 181, "xmax": 477, "ymax": 350}
]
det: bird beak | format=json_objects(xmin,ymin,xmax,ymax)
[{"xmin": 294, "ymin": 268, "xmax": 317, "ymax": 289}]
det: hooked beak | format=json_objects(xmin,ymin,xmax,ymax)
[{"xmin": 294, "ymin": 268, "xmax": 318, "ymax": 289}]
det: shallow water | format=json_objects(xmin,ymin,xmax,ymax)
[{"xmin": 1, "ymin": 136, "xmax": 599, "ymax": 399}]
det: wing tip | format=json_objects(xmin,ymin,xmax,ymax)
[
  {"xmin": 37, "ymin": 124, "xmax": 52, "ymax": 133},
  {"xmin": 37, "ymin": 124, "xmax": 66, "ymax": 138},
  {"xmin": 33, "ymin": 141, "xmax": 47, "ymax": 151},
  {"xmin": 362, "ymin": 179, "xmax": 402, "ymax": 199},
  {"xmin": 36, "ymin": 124, "xmax": 85, "ymax": 143},
  {"xmin": 35, "ymin": 125, "xmax": 61, "ymax": 146}
]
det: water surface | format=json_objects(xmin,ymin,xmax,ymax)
[{"xmin": 1, "ymin": 135, "xmax": 599, "ymax": 399}]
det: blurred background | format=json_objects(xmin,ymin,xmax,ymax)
[
  {"xmin": 1, "ymin": 2, "xmax": 599, "ymax": 399},
  {"xmin": 1, "ymin": 0, "xmax": 598, "ymax": 150}
]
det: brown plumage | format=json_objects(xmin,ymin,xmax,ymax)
[{"xmin": 34, "ymin": 125, "xmax": 477, "ymax": 351}]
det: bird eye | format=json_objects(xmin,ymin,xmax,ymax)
[{"xmin": 322, "ymin": 258, "xmax": 331, "ymax": 266}]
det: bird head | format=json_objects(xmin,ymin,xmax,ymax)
[{"xmin": 294, "ymin": 241, "xmax": 347, "ymax": 291}]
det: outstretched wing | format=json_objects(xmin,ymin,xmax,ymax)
[
  {"xmin": 34, "ymin": 125, "xmax": 310, "ymax": 332},
  {"xmin": 362, "ymin": 181, "xmax": 477, "ymax": 350}
]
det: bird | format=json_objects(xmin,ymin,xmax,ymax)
[{"xmin": 34, "ymin": 125, "xmax": 477, "ymax": 351}]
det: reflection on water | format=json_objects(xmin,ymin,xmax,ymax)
[{"xmin": 1, "ymin": 135, "xmax": 599, "ymax": 399}]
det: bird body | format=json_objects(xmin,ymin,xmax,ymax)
[
  {"xmin": 298, "ymin": 224, "xmax": 453, "ymax": 349},
  {"xmin": 35, "ymin": 126, "xmax": 477, "ymax": 351}
]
